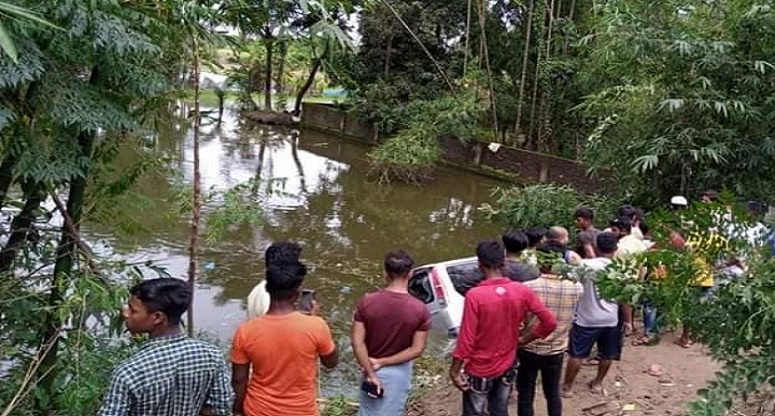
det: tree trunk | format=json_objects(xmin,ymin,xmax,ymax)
[
  {"xmin": 37, "ymin": 129, "xmax": 95, "ymax": 415},
  {"xmin": 276, "ymin": 39, "xmax": 288, "ymax": 97},
  {"xmin": 527, "ymin": 1, "xmax": 548, "ymax": 149},
  {"xmin": 292, "ymin": 58, "xmax": 322, "ymax": 117},
  {"xmin": 0, "ymin": 141, "xmax": 20, "ymax": 211},
  {"xmin": 477, "ymin": 0, "xmax": 499, "ymax": 138},
  {"xmin": 263, "ymin": 33, "xmax": 274, "ymax": 111},
  {"xmin": 545, "ymin": 0, "xmax": 556, "ymax": 58},
  {"xmin": 463, "ymin": 0, "xmax": 472, "ymax": 75},
  {"xmin": 515, "ymin": 0, "xmax": 534, "ymax": 137},
  {"xmin": 187, "ymin": 35, "xmax": 202, "ymax": 337},
  {"xmin": 0, "ymin": 181, "xmax": 43, "ymax": 274},
  {"xmin": 383, "ymin": 32, "xmax": 394, "ymax": 77}
]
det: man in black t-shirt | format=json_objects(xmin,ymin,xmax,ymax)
[{"xmin": 502, "ymin": 230, "xmax": 540, "ymax": 282}]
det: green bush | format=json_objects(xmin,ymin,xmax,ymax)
[
  {"xmin": 368, "ymin": 91, "xmax": 489, "ymax": 183},
  {"xmin": 368, "ymin": 129, "xmax": 440, "ymax": 184},
  {"xmin": 484, "ymin": 184, "xmax": 622, "ymax": 230}
]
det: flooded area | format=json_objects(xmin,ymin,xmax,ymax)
[{"xmin": 89, "ymin": 104, "xmax": 505, "ymax": 396}]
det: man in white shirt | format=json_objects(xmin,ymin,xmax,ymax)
[{"xmin": 562, "ymin": 233, "xmax": 626, "ymax": 397}]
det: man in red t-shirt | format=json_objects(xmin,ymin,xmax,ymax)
[
  {"xmin": 450, "ymin": 240, "xmax": 557, "ymax": 416},
  {"xmin": 351, "ymin": 251, "xmax": 431, "ymax": 416}
]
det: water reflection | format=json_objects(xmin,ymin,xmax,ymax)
[{"xmin": 91, "ymin": 105, "xmax": 506, "ymax": 396}]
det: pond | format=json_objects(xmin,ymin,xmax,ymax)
[{"xmin": 89, "ymin": 104, "xmax": 506, "ymax": 397}]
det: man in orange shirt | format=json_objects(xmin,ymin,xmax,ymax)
[{"xmin": 231, "ymin": 261, "xmax": 339, "ymax": 416}]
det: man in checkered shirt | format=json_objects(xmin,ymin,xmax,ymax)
[
  {"xmin": 517, "ymin": 242, "xmax": 583, "ymax": 416},
  {"xmin": 97, "ymin": 278, "xmax": 232, "ymax": 416}
]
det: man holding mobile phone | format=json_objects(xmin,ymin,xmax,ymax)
[
  {"xmin": 351, "ymin": 251, "xmax": 431, "ymax": 416},
  {"xmin": 231, "ymin": 261, "xmax": 338, "ymax": 416}
]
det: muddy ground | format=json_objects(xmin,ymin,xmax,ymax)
[{"xmin": 409, "ymin": 332, "xmax": 722, "ymax": 416}]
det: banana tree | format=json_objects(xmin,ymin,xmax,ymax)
[{"xmin": 291, "ymin": 4, "xmax": 357, "ymax": 115}]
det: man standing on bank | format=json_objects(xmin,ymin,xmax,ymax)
[
  {"xmin": 450, "ymin": 240, "xmax": 557, "ymax": 416},
  {"xmin": 231, "ymin": 261, "xmax": 339, "ymax": 416},
  {"xmin": 351, "ymin": 251, "xmax": 432, "ymax": 416},
  {"xmin": 562, "ymin": 233, "xmax": 626, "ymax": 397},
  {"xmin": 98, "ymin": 278, "xmax": 233, "ymax": 416},
  {"xmin": 518, "ymin": 242, "xmax": 583, "ymax": 416}
]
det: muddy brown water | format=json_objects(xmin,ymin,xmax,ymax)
[{"xmin": 89, "ymin": 105, "xmax": 505, "ymax": 396}]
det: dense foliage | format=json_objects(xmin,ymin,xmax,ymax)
[
  {"xmin": 485, "ymin": 184, "xmax": 621, "ymax": 230},
  {"xmin": 593, "ymin": 200, "xmax": 775, "ymax": 416}
]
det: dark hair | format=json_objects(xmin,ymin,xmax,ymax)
[
  {"xmin": 130, "ymin": 278, "xmax": 192, "ymax": 326},
  {"xmin": 701, "ymin": 189, "xmax": 719, "ymax": 201},
  {"xmin": 609, "ymin": 216, "xmax": 632, "ymax": 233},
  {"xmin": 384, "ymin": 250, "xmax": 414, "ymax": 277},
  {"xmin": 617, "ymin": 204, "xmax": 637, "ymax": 219},
  {"xmin": 575, "ymin": 208, "xmax": 594, "ymax": 221},
  {"xmin": 265, "ymin": 242, "xmax": 302, "ymax": 268},
  {"xmin": 525, "ymin": 226, "xmax": 548, "ymax": 248},
  {"xmin": 502, "ymin": 230, "xmax": 529, "ymax": 254},
  {"xmin": 476, "ymin": 240, "xmax": 505, "ymax": 269},
  {"xmin": 747, "ymin": 200, "xmax": 763, "ymax": 216},
  {"xmin": 634, "ymin": 208, "xmax": 645, "ymax": 221},
  {"xmin": 596, "ymin": 232, "xmax": 618, "ymax": 255},
  {"xmin": 266, "ymin": 262, "xmax": 307, "ymax": 300},
  {"xmin": 536, "ymin": 241, "xmax": 566, "ymax": 272}
]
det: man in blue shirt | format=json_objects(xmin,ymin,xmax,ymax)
[{"xmin": 98, "ymin": 278, "xmax": 232, "ymax": 416}]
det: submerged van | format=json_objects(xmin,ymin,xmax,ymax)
[{"xmin": 407, "ymin": 257, "xmax": 484, "ymax": 338}]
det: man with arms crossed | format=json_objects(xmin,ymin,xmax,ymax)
[
  {"xmin": 98, "ymin": 278, "xmax": 232, "ymax": 416},
  {"xmin": 562, "ymin": 232, "xmax": 626, "ymax": 397},
  {"xmin": 231, "ymin": 261, "xmax": 338, "ymax": 416},
  {"xmin": 450, "ymin": 240, "xmax": 557, "ymax": 416},
  {"xmin": 351, "ymin": 251, "xmax": 432, "ymax": 416}
]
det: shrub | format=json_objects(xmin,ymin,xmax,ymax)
[
  {"xmin": 368, "ymin": 91, "xmax": 488, "ymax": 184},
  {"xmin": 368, "ymin": 128, "xmax": 440, "ymax": 184},
  {"xmin": 484, "ymin": 184, "xmax": 622, "ymax": 230}
]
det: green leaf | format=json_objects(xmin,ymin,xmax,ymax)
[{"xmin": 0, "ymin": 22, "xmax": 17, "ymax": 63}]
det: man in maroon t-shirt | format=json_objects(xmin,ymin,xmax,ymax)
[
  {"xmin": 351, "ymin": 251, "xmax": 431, "ymax": 416},
  {"xmin": 450, "ymin": 240, "xmax": 557, "ymax": 416}
]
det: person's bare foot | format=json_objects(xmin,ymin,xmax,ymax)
[{"xmin": 561, "ymin": 385, "xmax": 574, "ymax": 398}]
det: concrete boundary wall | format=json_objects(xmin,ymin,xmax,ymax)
[{"xmin": 301, "ymin": 103, "xmax": 608, "ymax": 193}]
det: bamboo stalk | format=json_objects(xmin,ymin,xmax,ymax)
[
  {"xmin": 187, "ymin": 33, "xmax": 202, "ymax": 337},
  {"xmin": 515, "ymin": 0, "xmax": 535, "ymax": 136},
  {"xmin": 477, "ymin": 0, "xmax": 499, "ymax": 137},
  {"xmin": 463, "ymin": 0, "xmax": 472, "ymax": 75}
]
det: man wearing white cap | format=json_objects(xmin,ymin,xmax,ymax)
[{"xmin": 670, "ymin": 196, "xmax": 688, "ymax": 208}]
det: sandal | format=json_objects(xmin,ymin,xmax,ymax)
[
  {"xmin": 675, "ymin": 339, "xmax": 693, "ymax": 349},
  {"xmin": 584, "ymin": 357, "xmax": 601, "ymax": 366},
  {"xmin": 632, "ymin": 336, "xmax": 652, "ymax": 346},
  {"xmin": 588, "ymin": 381, "xmax": 606, "ymax": 395}
]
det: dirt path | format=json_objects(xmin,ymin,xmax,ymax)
[{"xmin": 410, "ymin": 332, "xmax": 720, "ymax": 416}]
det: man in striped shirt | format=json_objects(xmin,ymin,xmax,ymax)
[{"xmin": 517, "ymin": 242, "xmax": 584, "ymax": 416}]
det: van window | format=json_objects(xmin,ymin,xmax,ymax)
[
  {"xmin": 447, "ymin": 261, "xmax": 484, "ymax": 296},
  {"xmin": 408, "ymin": 268, "xmax": 434, "ymax": 304}
]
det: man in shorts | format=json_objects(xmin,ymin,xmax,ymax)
[{"xmin": 562, "ymin": 232, "xmax": 626, "ymax": 397}]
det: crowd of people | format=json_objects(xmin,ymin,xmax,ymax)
[{"xmin": 94, "ymin": 189, "xmax": 768, "ymax": 416}]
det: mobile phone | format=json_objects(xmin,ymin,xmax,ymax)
[
  {"xmin": 298, "ymin": 289, "xmax": 316, "ymax": 314},
  {"xmin": 360, "ymin": 380, "xmax": 384, "ymax": 398}
]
